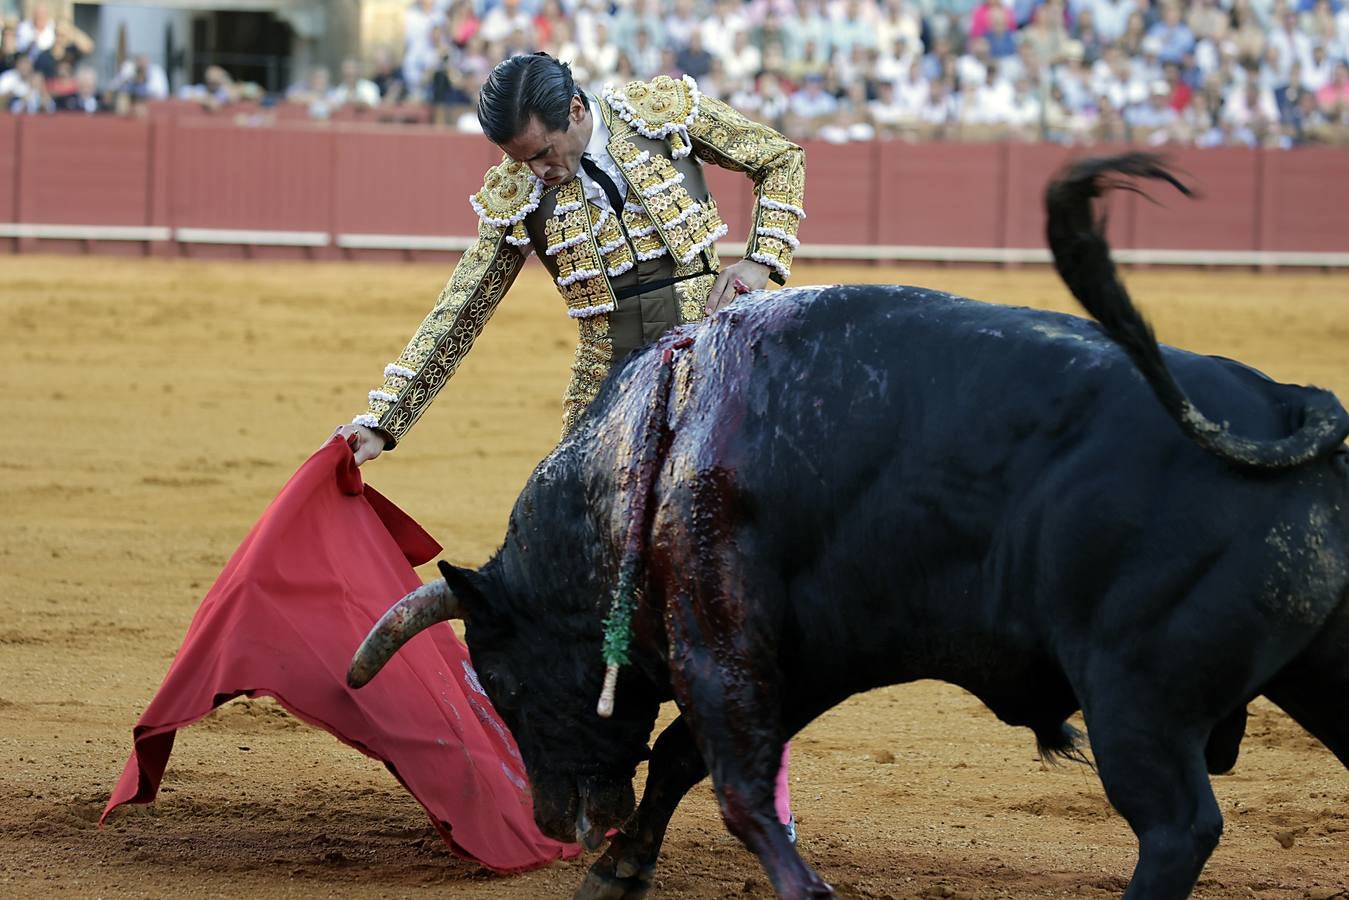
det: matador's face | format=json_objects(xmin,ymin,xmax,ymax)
[{"xmin": 499, "ymin": 95, "xmax": 592, "ymax": 189}]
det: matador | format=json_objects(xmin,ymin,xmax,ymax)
[{"xmin": 338, "ymin": 55, "xmax": 806, "ymax": 455}]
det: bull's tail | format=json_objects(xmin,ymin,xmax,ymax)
[{"xmin": 1044, "ymin": 153, "xmax": 1349, "ymax": 470}]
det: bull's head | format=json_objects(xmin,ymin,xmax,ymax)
[{"xmin": 347, "ymin": 560, "xmax": 660, "ymax": 851}]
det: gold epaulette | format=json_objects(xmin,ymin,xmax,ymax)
[
  {"xmin": 469, "ymin": 157, "xmax": 544, "ymax": 228},
  {"xmin": 603, "ymin": 75, "xmax": 702, "ymax": 159}
]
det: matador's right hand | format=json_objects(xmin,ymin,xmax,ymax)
[{"xmin": 329, "ymin": 424, "xmax": 385, "ymax": 466}]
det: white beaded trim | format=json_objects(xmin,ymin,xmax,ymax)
[
  {"xmin": 606, "ymin": 259, "xmax": 634, "ymax": 277},
  {"xmin": 554, "ymin": 199, "xmax": 583, "ymax": 215},
  {"xmin": 759, "ymin": 198, "xmax": 807, "ymax": 219},
  {"xmin": 621, "ymin": 150, "xmax": 651, "ymax": 171},
  {"xmin": 597, "ymin": 236, "xmax": 627, "ymax": 255},
  {"xmin": 749, "ymin": 249, "xmax": 790, "ymax": 282},
  {"xmin": 468, "ymin": 175, "xmax": 545, "ymax": 227},
  {"xmin": 352, "ymin": 413, "xmax": 380, "ymax": 427},
  {"xmin": 567, "ymin": 301, "xmax": 616, "ymax": 318},
  {"xmin": 603, "ymin": 74, "xmax": 702, "ymax": 140},
  {"xmin": 666, "ymin": 203, "xmax": 703, "ymax": 229},
  {"xmin": 383, "ymin": 363, "xmax": 416, "ymax": 380},
  {"xmin": 755, "ymin": 226, "xmax": 801, "ymax": 249},
  {"xmin": 504, "ymin": 232, "xmax": 532, "ymax": 246},
  {"xmin": 643, "ymin": 173, "xmax": 685, "ymax": 197},
  {"xmin": 557, "ymin": 267, "xmax": 604, "ymax": 287},
  {"xmin": 636, "ymin": 245, "xmax": 668, "ymax": 261},
  {"xmin": 546, "ymin": 230, "xmax": 590, "ymax": 256},
  {"xmin": 626, "ymin": 222, "xmax": 659, "ymax": 238},
  {"xmin": 679, "ymin": 222, "xmax": 729, "ymax": 264},
  {"xmin": 369, "ymin": 389, "xmax": 399, "ymax": 404}
]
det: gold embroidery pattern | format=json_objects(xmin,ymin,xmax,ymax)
[
  {"xmin": 603, "ymin": 75, "xmax": 700, "ymax": 159},
  {"xmin": 359, "ymin": 219, "xmax": 525, "ymax": 444},
  {"xmin": 470, "ymin": 158, "xmax": 544, "ymax": 227},
  {"xmin": 675, "ymin": 272, "xmax": 716, "ymax": 325},
  {"xmin": 544, "ymin": 180, "xmax": 616, "ymax": 318},
  {"xmin": 561, "ymin": 315, "xmax": 614, "ymax": 436},
  {"xmin": 621, "ymin": 204, "xmax": 667, "ymax": 261},
  {"xmin": 609, "ymin": 140, "xmax": 727, "ymax": 267},
  {"xmin": 688, "ymin": 94, "xmax": 805, "ymax": 284},
  {"xmin": 594, "ymin": 208, "xmax": 635, "ymax": 276}
]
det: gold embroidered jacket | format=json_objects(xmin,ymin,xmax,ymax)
[{"xmin": 355, "ymin": 75, "xmax": 806, "ymax": 445}]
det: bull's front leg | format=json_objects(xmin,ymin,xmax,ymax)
[
  {"xmin": 665, "ymin": 595, "xmax": 830, "ymax": 899},
  {"xmin": 653, "ymin": 488, "xmax": 831, "ymax": 898},
  {"xmin": 573, "ymin": 715, "xmax": 706, "ymax": 900}
]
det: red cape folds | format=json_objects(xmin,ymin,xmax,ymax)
[{"xmin": 101, "ymin": 436, "xmax": 578, "ymax": 873}]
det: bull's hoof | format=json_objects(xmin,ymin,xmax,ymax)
[{"xmin": 572, "ymin": 864, "xmax": 655, "ymax": 900}]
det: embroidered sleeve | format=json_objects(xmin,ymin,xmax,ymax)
[
  {"xmin": 354, "ymin": 218, "xmax": 526, "ymax": 447},
  {"xmin": 687, "ymin": 94, "xmax": 806, "ymax": 285}
]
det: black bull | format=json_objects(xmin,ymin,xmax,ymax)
[{"xmin": 349, "ymin": 156, "xmax": 1349, "ymax": 899}]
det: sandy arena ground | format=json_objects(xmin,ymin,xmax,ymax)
[{"xmin": 2, "ymin": 256, "xmax": 1347, "ymax": 899}]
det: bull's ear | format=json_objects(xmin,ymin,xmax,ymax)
[{"xmin": 437, "ymin": 560, "xmax": 486, "ymax": 612}]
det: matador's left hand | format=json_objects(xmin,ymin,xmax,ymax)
[{"xmin": 706, "ymin": 259, "xmax": 772, "ymax": 316}]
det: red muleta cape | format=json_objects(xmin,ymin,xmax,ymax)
[{"xmin": 101, "ymin": 436, "xmax": 578, "ymax": 873}]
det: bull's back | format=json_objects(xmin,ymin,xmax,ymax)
[{"xmin": 665, "ymin": 284, "xmax": 1304, "ymax": 516}]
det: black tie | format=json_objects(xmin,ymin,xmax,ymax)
[{"xmin": 580, "ymin": 154, "xmax": 626, "ymax": 213}]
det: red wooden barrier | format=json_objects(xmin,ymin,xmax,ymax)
[
  {"xmin": 0, "ymin": 116, "xmax": 17, "ymax": 238},
  {"xmin": 1259, "ymin": 147, "xmax": 1349, "ymax": 253},
  {"xmin": 875, "ymin": 142, "xmax": 1005, "ymax": 249},
  {"xmin": 17, "ymin": 116, "xmax": 153, "ymax": 225},
  {"xmin": 796, "ymin": 140, "xmax": 881, "ymax": 246},
  {"xmin": 332, "ymin": 129, "xmax": 497, "ymax": 238},
  {"xmin": 1128, "ymin": 147, "xmax": 1260, "ymax": 251},
  {"xmin": 703, "ymin": 166, "xmax": 753, "ymax": 242},
  {"xmin": 2, "ymin": 112, "xmax": 1347, "ymax": 260},
  {"xmin": 170, "ymin": 121, "xmax": 333, "ymax": 233}
]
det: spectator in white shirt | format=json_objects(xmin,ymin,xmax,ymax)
[
  {"xmin": 404, "ymin": 0, "xmax": 440, "ymax": 60},
  {"xmin": 722, "ymin": 30, "xmax": 764, "ymax": 83},
  {"xmin": 16, "ymin": 2, "xmax": 55, "ymax": 56},
  {"xmin": 1301, "ymin": 43, "xmax": 1335, "ymax": 91},
  {"xmin": 876, "ymin": 0, "xmax": 924, "ymax": 59},
  {"xmin": 0, "ymin": 54, "xmax": 34, "ymax": 105},
  {"xmin": 665, "ymin": 0, "xmax": 702, "ymax": 50},
  {"xmin": 894, "ymin": 56, "xmax": 931, "ymax": 112},
  {"xmin": 829, "ymin": 0, "xmax": 879, "ymax": 56},
  {"xmin": 700, "ymin": 0, "xmax": 750, "ymax": 60},
  {"xmin": 1267, "ymin": 6, "xmax": 1314, "ymax": 81},
  {"xmin": 1222, "ymin": 78, "xmax": 1282, "ymax": 131},
  {"xmin": 957, "ymin": 37, "xmax": 993, "ymax": 88},
  {"xmin": 1125, "ymin": 81, "xmax": 1178, "ymax": 132},
  {"xmin": 919, "ymin": 78, "xmax": 958, "ymax": 131},
  {"xmin": 629, "ymin": 27, "xmax": 662, "ymax": 80},
  {"xmin": 584, "ymin": 20, "xmax": 618, "ymax": 84},
  {"xmin": 331, "ymin": 58, "xmax": 381, "ymax": 108},
  {"xmin": 1054, "ymin": 43, "xmax": 1094, "ymax": 111},
  {"xmin": 868, "ymin": 78, "xmax": 912, "ymax": 133}
]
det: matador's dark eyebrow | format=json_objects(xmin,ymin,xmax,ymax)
[{"xmin": 525, "ymin": 145, "xmax": 552, "ymax": 162}]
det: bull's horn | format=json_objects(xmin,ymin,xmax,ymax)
[{"xmin": 347, "ymin": 578, "xmax": 461, "ymax": 689}]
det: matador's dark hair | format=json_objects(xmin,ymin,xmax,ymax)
[{"xmin": 477, "ymin": 52, "xmax": 589, "ymax": 145}]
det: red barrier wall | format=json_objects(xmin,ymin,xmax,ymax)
[
  {"xmin": 17, "ymin": 117, "xmax": 153, "ymax": 226},
  {"xmin": 0, "ymin": 116, "xmax": 17, "ymax": 238},
  {"xmin": 332, "ymin": 126, "xmax": 500, "ymax": 238},
  {"xmin": 1, "ymin": 114, "xmax": 1347, "ymax": 260}
]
